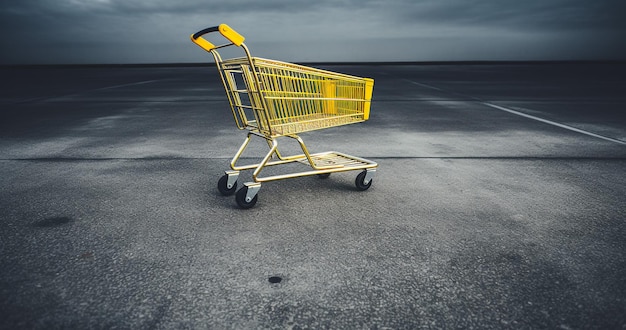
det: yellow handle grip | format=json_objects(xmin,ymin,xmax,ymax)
[
  {"xmin": 218, "ymin": 24, "xmax": 244, "ymax": 46},
  {"xmin": 190, "ymin": 24, "xmax": 245, "ymax": 52}
]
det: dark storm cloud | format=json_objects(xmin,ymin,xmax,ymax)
[
  {"xmin": 1, "ymin": 0, "xmax": 625, "ymax": 64},
  {"xmin": 396, "ymin": 0, "xmax": 626, "ymax": 30}
]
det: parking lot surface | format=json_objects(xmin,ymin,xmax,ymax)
[{"xmin": 1, "ymin": 63, "xmax": 625, "ymax": 328}]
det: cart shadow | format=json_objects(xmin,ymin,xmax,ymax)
[{"xmin": 208, "ymin": 171, "xmax": 369, "ymax": 209}]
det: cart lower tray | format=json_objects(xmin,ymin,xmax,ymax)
[{"xmin": 297, "ymin": 151, "xmax": 376, "ymax": 169}]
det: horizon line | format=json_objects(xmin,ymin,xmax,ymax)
[{"xmin": 2, "ymin": 59, "xmax": 626, "ymax": 68}]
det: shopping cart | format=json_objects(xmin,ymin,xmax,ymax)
[{"xmin": 191, "ymin": 24, "xmax": 378, "ymax": 208}]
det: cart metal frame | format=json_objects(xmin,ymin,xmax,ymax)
[{"xmin": 191, "ymin": 24, "xmax": 378, "ymax": 208}]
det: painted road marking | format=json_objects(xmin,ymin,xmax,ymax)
[
  {"xmin": 482, "ymin": 103, "xmax": 626, "ymax": 145},
  {"xmin": 16, "ymin": 80, "xmax": 163, "ymax": 104},
  {"xmin": 95, "ymin": 80, "xmax": 160, "ymax": 91},
  {"xmin": 406, "ymin": 79, "xmax": 626, "ymax": 145}
]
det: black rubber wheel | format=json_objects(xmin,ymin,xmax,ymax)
[
  {"xmin": 355, "ymin": 170, "xmax": 372, "ymax": 191},
  {"xmin": 235, "ymin": 186, "xmax": 258, "ymax": 209},
  {"xmin": 317, "ymin": 173, "xmax": 331, "ymax": 179},
  {"xmin": 217, "ymin": 174, "xmax": 237, "ymax": 196}
]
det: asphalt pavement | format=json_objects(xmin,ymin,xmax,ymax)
[{"xmin": 1, "ymin": 62, "xmax": 625, "ymax": 329}]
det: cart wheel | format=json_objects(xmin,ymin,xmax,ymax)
[
  {"xmin": 355, "ymin": 170, "xmax": 372, "ymax": 191},
  {"xmin": 217, "ymin": 174, "xmax": 237, "ymax": 196},
  {"xmin": 317, "ymin": 173, "xmax": 331, "ymax": 179},
  {"xmin": 236, "ymin": 186, "xmax": 258, "ymax": 209}
]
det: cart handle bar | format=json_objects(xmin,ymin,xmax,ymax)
[{"xmin": 190, "ymin": 24, "xmax": 245, "ymax": 52}]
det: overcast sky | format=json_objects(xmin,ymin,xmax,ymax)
[{"xmin": 1, "ymin": 0, "xmax": 625, "ymax": 64}]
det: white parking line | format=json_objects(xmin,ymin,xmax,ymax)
[
  {"xmin": 95, "ymin": 80, "xmax": 160, "ymax": 91},
  {"xmin": 406, "ymin": 78, "xmax": 626, "ymax": 145},
  {"xmin": 405, "ymin": 79, "xmax": 482, "ymax": 101},
  {"xmin": 483, "ymin": 103, "xmax": 626, "ymax": 145},
  {"xmin": 405, "ymin": 79, "xmax": 446, "ymax": 92},
  {"xmin": 37, "ymin": 80, "xmax": 162, "ymax": 103}
]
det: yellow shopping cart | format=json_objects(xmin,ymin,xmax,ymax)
[{"xmin": 191, "ymin": 24, "xmax": 378, "ymax": 208}]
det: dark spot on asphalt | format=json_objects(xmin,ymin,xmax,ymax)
[
  {"xmin": 268, "ymin": 276, "xmax": 283, "ymax": 284},
  {"xmin": 32, "ymin": 216, "xmax": 73, "ymax": 228}
]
